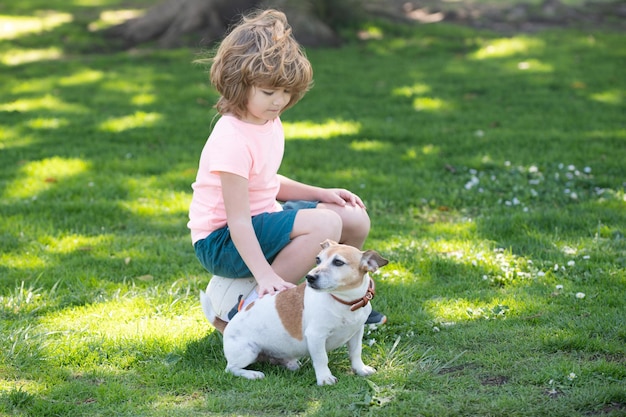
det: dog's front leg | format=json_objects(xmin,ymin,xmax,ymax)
[
  {"xmin": 347, "ymin": 326, "xmax": 376, "ymax": 377},
  {"xmin": 306, "ymin": 334, "xmax": 337, "ymax": 385}
]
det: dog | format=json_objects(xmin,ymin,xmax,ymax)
[{"xmin": 200, "ymin": 239, "xmax": 388, "ymax": 385}]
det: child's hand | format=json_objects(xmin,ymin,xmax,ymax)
[
  {"xmin": 255, "ymin": 273, "xmax": 296, "ymax": 297},
  {"xmin": 323, "ymin": 188, "xmax": 366, "ymax": 209}
]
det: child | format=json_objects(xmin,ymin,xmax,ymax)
[{"xmin": 188, "ymin": 9, "xmax": 385, "ymax": 325}]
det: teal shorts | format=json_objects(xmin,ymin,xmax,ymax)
[{"xmin": 194, "ymin": 200, "xmax": 318, "ymax": 278}]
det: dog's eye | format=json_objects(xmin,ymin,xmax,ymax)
[
  {"xmin": 332, "ymin": 259, "xmax": 345, "ymax": 267},
  {"xmin": 315, "ymin": 257, "xmax": 321, "ymax": 265}
]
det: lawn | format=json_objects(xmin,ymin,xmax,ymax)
[{"xmin": 1, "ymin": 1, "xmax": 625, "ymax": 416}]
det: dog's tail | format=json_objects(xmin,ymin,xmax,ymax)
[{"xmin": 200, "ymin": 290, "xmax": 228, "ymax": 334}]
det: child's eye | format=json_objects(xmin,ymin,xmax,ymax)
[{"xmin": 262, "ymin": 90, "xmax": 274, "ymax": 96}]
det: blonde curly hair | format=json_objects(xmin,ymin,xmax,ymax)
[{"xmin": 205, "ymin": 9, "xmax": 313, "ymax": 119}]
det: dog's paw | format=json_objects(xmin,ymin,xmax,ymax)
[
  {"xmin": 354, "ymin": 365, "xmax": 376, "ymax": 377},
  {"xmin": 316, "ymin": 374, "xmax": 338, "ymax": 386},
  {"xmin": 227, "ymin": 367, "xmax": 265, "ymax": 380}
]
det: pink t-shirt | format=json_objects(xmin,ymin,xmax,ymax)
[{"xmin": 188, "ymin": 115, "xmax": 284, "ymax": 244}]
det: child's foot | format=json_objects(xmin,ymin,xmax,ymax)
[{"xmin": 366, "ymin": 309, "xmax": 387, "ymax": 325}]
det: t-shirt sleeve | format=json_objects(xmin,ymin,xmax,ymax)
[{"xmin": 205, "ymin": 130, "xmax": 251, "ymax": 180}]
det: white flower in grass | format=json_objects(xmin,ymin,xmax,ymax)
[
  {"xmin": 576, "ymin": 292, "xmax": 585, "ymax": 299},
  {"xmin": 567, "ymin": 260, "xmax": 576, "ymax": 267},
  {"xmin": 556, "ymin": 284, "xmax": 563, "ymax": 290},
  {"xmin": 367, "ymin": 339, "xmax": 376, "ymax": 347},
  {"xmin": 584, "ymin": 166, "xmax": 592, "ymax": 173},
  {"xmin": 554, "ymin": 264, "xmax": 559, "ymax": 271},
  {"xmin": 537, "ymin": 271, "xmax": 545, "ymax": 277},
  {"xmin": 567, "ymin": 373, "xmax": 577, "ymax": 381},
  {"xmin": 583, "ymin": 255, "xmax": 590, "ymax": 260},
  {"xmin": 570, "ymin": 192, "xmax": 578, "ymax": 200}
]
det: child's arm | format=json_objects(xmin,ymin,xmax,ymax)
[
  {"xmin": 277, "ymin": 175, "xmax": 366, "ymax": 209},
  {"xmin": 220, "ymin": 172, "xmax": 296, "ymax": 297}
]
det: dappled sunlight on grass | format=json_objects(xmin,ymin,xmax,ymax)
[
  {"xmin": 392, "ymin": 83, "xmax": 431, "ymax": 97},
  {"xmin": 0, "ymin": 247, "xmax": 47, "ymax": 270},
  {"xmin": 349, "ymin": 140, "xmax": 391, "ymax": 152},
  {"xmin": 42, "ymin": 235, "xmax": 108, "ymax": 255},
  {"xmin": 131, "ymin": 93, "xmax": 156, "ymax": 106},
  {"xmin": 412, "ymin": 96, "xmax": 451, "ymax": 112},
  {"xmin": 42, "ymin": 297, "xmax": 204, "ymax": 343},
  {"xmin": 98, "ymin": 111, "xmax": 162, "ymax": 132},
  {"xmin": 590, "ymin": 89, "xmax": 622, "ymax": 105},
  {"xmin": 0, "ymin": 12, "xmax": 72, "ymax": 40},
  {"xmin": 1, "ymin": 3, "xmax": 624, "ymax": 413},
  {"xmin": 0, "ymin": 95, "xmax": 86, "ymax": 113},
  {"xmin": 3, "ymin": 157, "xmax": 90, "ymax": 200},
  {"xmin": 471, "ymin": 37, "xmax": 545, "ymax": 59},
  {"xmin": 59, "ymin": 69, "xmax": 105, "ymax": 86},
  {"xmin": 38, "ymin": 291, "xmax": 208, "ymax": 371},
  {"xmin": 283, "ymin": 119, "xmax": 361, "ymax": 140},
  {"xmin": 120, "ymin": 190, "xmax": 190, "ymax": 217},
  {"xmin": 87, "ymin": 9, "xmax": 144, "ymax": 32},
  {"xmin": 1, "ymin": 47, "xmax": 63, "ymax": 66},
  {"xmin": 424, "ymin": 295, "xmax": 522, "ymax": 323},
  {"xmin": 26, "ymin": 117, "xmax": 69, "ymax": 130},
  {"xmin": 390, "ymin": 82, "xmax": 450, "ymax": 113}
]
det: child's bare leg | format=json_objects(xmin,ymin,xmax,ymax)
[
  {"xmin": 317, "ymin": 202, "xmax": 370, "ymax": 249},
  {"xmin": 270, "ymin": 209, "xmax": 342, "ymax": 283}
]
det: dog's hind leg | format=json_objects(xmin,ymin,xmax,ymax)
[{"xmin": 224, "ymin": 337, "xmax": 265, "ymax": 380}]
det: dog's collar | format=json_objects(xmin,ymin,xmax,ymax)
[{"xmin": 331, "ymin": 278, "xmax": 375, "ymax": 311}]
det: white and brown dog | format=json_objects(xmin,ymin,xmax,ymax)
[{"xmin": 200, "ymin": 239, "xmax": 388, "ymax": 385}]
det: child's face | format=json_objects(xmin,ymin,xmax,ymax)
[{"xmin": 242, "ymin": 86, "xmax": 292, "ymax": 125}]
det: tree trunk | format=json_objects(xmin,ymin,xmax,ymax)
[{"xmin": 104, "ymin": 0, "xmax": 342, "ymax": 48}]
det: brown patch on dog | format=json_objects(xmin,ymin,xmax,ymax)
[
  {"xmin": 212, "ymin": 316, "xmax": 228, "ymax": 335},
  {"xmin": 275, "ymin": 283, "xmax": 306, "ymax": 341},
  {"xmin": 245, "ymin": 301, "xmax": 255, "ymax": 311}
]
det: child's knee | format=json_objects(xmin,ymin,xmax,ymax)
[
  {"xmin": 320, "ymin": 209, "xmax": 343, "ymax": 240},
  {"xmin": 345, "ymin": 207, "xmax": 370, "ymax": 236}
]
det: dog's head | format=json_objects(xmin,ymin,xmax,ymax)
[{"xmin": 305, "ymin": 240, "xmax": 388, "ymax": 292}]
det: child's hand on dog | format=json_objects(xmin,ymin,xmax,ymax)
[{"xmin": 256, "ymin": 273, "xmax": 296, "ymax": 297}]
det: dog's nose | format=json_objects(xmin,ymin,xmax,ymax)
[{"xmin": 305, "ymin": 274, "xmax": 317, "ymax": 284}]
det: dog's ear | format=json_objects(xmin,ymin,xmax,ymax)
[
  {"xmin": 361, "ymin": 250, "xmax": 389, "ymax": 272},
  {"xmin": 320, "ymin": 239, "xmax": 338, "ymax": 249}
]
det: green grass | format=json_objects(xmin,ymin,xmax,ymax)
[{"xmin": 1, "ymin": 1, "xmax": 625, "ymax": 416}]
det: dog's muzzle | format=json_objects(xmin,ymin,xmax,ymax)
[{"xmin": 305, "ymin": 273, "xmax": 320, "ymax": 289}]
